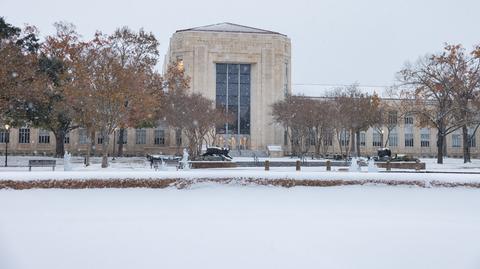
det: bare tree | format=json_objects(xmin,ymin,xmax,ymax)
[
  {"xmin": 271, "ymin": 95, "xmax": 312, "ymax": 157},
  {"xmin": 441, "ymin": 44, "xmax": 480, "ymax": 163},
  {"xmin": 331, "ymin": 85, "xmax": 381, "ymax": 158},
  {"xmin": 398, "ymin": 48, "xmax": 466, "ymax": 164}
]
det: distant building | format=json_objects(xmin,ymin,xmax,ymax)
[{"xmin": 1, "ymin": 23, "xmax": 478, "ymax": 159}]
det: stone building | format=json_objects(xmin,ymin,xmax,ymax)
[
  {"xmin": 0, "ymin": 23, "xmax": 478, "ymax": 159},
  {"xmin": 165, "ymin": 22, "xmax": 292, "ymax": 151}
]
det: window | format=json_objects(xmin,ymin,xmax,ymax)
[
  {"xmin": 420, "ymin": 128, "xmax": 430, "ymax": 147},
  {"xmin": 19, "ymin": 128, "xmax": 30, "ymax": 144},
  {"xmin": 372, "ymin": 130, "xmax": 383, "ymax": 147},
  {"xmin": 97, "ymin": 134, "xmax": 104, "ymax": 145},
  {"xmin": 78, "ymin": 128, "xmax": 88, "ymax": 144},
  {"xmin": 360, "ymin": 132, "xmax": 366, "ymax": 146},
  {"xmin": 116, "ymin": 130, "xmax": 127, "ymax": 144},
  {"xmin": 64, "ymin": 132, "xmax": 70, "ymax": 144},
  {"xmin": 284, "ymin": 61, "xmax": 289, "ymax": 97},
  {"xmin": 38, "ymin": 129, "xmax": 50, "ymax": 144},
  {"xmin": 404, "ymin": 115, "xmax": 414, "ymax": 125},
  {"xmin": 308, "ymin": 129, "xmax": 316, "ymax": 146},
  {"xmin": 216, "ymin": 63, "xmax": 251, "ymax": 135},
  {"xmin": 154, "ymin": 129, "xmax": 165, "ymax": 145},
  {"xmin": 388, "ymin": 111, "xmax": 398, "ymax": 125},
  {"xmin": 0, "ymin": 129, "xmax": 9, "ymax": 143},
  {"xmin": 468, "ymin": 127, "xmax": 476, "ymax": 148},
  {"xmin": 136, "ymin": 129, "xmax": 146, "ymax": 145},
  {"xmin": 388, "ymin": 128, "xmax": 398, "ymax": 147},
  {"xmin": 324, "ymin": 131, "xmax": 333, "ymax": 146},
  {"xmin": 340, "ymin": 129, "xmax": 350, "ymax": 147},
  {"xmin": 405, "ymin": 133, "xmax": 414, "ymax": 147},
  {"xmin": 452, "ymin": 133, "xmax": 461, "ymax": 147},
  {"xmin": 176, "ymin": 129, "xmax": 182, "ymax": 146}
]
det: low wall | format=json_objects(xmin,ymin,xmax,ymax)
[
  {"xmin": 376, "ymin": 162, "xmax": 426, "ymax": 170},
  {"xmin": 190, "ymin": 161, "xmax": 238, "ymax": 169}
]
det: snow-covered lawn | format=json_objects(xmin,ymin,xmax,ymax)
[{"xmin": 1, "ymin": 185, "xmax": 479, "ymax": 269}]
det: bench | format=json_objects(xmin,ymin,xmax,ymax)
[{"xmin": 28, "ymin": 160, "xmax": 56, "ymax": 171}]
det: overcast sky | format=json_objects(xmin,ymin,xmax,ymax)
[{"xmin": 2, "ymin": 0, "xmax": 479, "ymax": 95}]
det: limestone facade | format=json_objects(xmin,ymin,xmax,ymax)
[{"xmin": 165, "ymin": 23, "xmax": 292, "ymax": 151}]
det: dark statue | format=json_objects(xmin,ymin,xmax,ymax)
[{"xmin": 202, "ymin": 147, "xmax": 232, "ymax": 161}]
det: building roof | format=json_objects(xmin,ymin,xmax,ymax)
[{"xmin": 176, "ymin": 22, "xmax": 286, "ymax": 36}]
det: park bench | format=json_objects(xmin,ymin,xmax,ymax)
[{"xmin": 28, "ymin": 160, "xmax": 56, "ymax": 171}]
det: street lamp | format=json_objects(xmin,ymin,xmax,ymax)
[
  {"xmin": 4, "ymin": 124, "xmax": 10, "ymax": 167},
  {"xmin": 112, "ymin": 129, "xmax": 117, "ymax": 160}
]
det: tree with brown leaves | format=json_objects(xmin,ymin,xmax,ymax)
[
  {"xmin": 109, "ymin": 26, "xmax": 160, "ymax": 157},
  {"xmin": 398, "ymin": 44, "xmax": 473, "ymax": 164}
]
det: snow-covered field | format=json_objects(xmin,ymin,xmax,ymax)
[{"xmin": 1, "ymin": 185, "xmax": 479, "ymax": 269}]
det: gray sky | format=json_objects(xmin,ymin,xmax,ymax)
[{"xmin": 2, "ymin": 0, "xmax": 479, "ymax": 95}]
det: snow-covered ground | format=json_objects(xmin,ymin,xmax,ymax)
[
  {"xmin": 3, "ymin": 155, "xmax": 480, "ymax": 172},
  {"xmin": 1, "ymin": 156, "xmax": 480, "ymax": 185},
  {"xmin": 1, "ymin": 185, "xmax": 479, "ymax": 269}
]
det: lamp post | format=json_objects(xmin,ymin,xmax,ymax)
[
  {"xmin": 4, "ymin": 124, "xmax": 10, "ymax": 167},
  {"xmin": 112, "ymin": 129, "xmax": 116, "ymax": 160}
]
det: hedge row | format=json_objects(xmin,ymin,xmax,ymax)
[{"xmin": 1, "ymin": 177, "xmax": 479, "ymax": 190}]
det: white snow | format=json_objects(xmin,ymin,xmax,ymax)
[
  {"xmin": 1, "ymin": 156, "xmax": 480, "ymax": 185},
  {"xmin": 0, "ymin": 185, "xmax": 479, "ymax": 269}
]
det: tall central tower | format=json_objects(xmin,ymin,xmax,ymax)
[{"xmin": 165, "ymin": 22, "xmax": 291, "ymax": 152}]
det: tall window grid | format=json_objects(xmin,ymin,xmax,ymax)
[
  {"xmin": 135, "ymin": 129, "xmax": 147, "ymax": 145},
  {"xmin": 404, "ymin": 115, "xmax": 414, "ymax": 125},
  {"xmin": 154, "ymin": 129, "xmax": 165, "ymax": 145},
  {"xmin": 116, "ymin": 131, "xmax": 127, "ymax": 144},
  {"xmin": 420, "ymin": 128, "xmax": 430, "ymax": 147},
  {"xmin": 38, "ymin": 129, "xmax": 50, "ymax": 144},
  {"xmin": 78, "ymin": 128, "xmax": 88, "ymax": 145},
  {"xmin": 388, "ymin": 129, "xmax": 398, "ymax": 147},
  {"xmin": 215, "ymin": 63, "xmax": 251, "ymax": 135},
  {"xmin": 405, "ymin": 133, "xmax": 414, "ymax": 147},
  {"xmin": 360, "ymin": 132, "xmax": 366, "ymax": 146},
  {"xmin": 0, "ymin": 129, "xmax": 9, "ymax": 143},
  {"xmin": 468, "ymin": 127, "xmax": 476, "ymax": 147},
  {"xmin": 284, "ymin": 61, "xmax": 289, "ymax": 97},
  {"xmin": 340, "ymin": 129, "xmax": 350, "ymax": 147},
  {"xmin": 324, "ymin": 131, "xmax": 333, "ymax": 146},
  {"xmin": 372, "ymin": 130, "xmax": 383, "ymax": 147},
  {"xmin": 64, "ymin": 132, "xmax": 70, "ymax": 144},
  {"xmin": 19, "ymin": 128, "xmax": 30, "ymax": 144},
  {"xmin": 452, "ymin": 133, "xmax": 461, "ymax": 147}
]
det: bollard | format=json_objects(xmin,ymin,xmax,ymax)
[
  {"xmin": 264, "ymin": 160, "xmax": 270, "ymax": 171},
  {"xmin": 386, "ymin": 160, "xmax": 391, "ymax": 171},
  {"xmin": 326, "ymin": 160, "xmax": 331, "ymax": 171},
  {"xmin": 415, "ymin": 160, "xmax": 421, "ymax": 172},
  {"xmin": 296, "ymin": 160, "xmax": 301, "ymax": 171}
]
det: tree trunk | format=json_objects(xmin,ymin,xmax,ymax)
[
  {"xmin": 462, "ymin": 125, "xmax": 471, "ymax": 163},
  {"xmin": 356, "ymin": 130, "xmax": 361, "ymax": 157},
  {"xmin": 85, "ymin": 137, "xmax": 91, "ymax": 166},
  {"xmin": 117, "ymin": 128, "xmax": 125, "ymax": 157},
  {"xmin": 436, "ymin": 132, "xmax": 444, "ymax": 164},
  {"xmin": 443, "ymin": 135, "xmax": 447, "ymax": 157},
  {"xmin": 54, "ymin": 130, "xmax": 66, "ymax": 158},
  {"xmin": 101, "ymin": 134, "xmax": 109, "ymax": 168},
  {"xmin": 349, "ymin": 129, "xmax": 355, "ymax": 158},
  {"xmin": 90, "ymin": 130, "xmax": 96, "ymax": 157}
]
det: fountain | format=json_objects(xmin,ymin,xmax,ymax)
[
  {"xmin": 367, "ymin": 158, "xmax": 378, "ymax": 172},
  {"xmin": 180, "ymin": 148, "xmax": 190, "ymax": 170},
  {"xmin": 63, "ymin": 151, "xmax": 72, "ymax": 171},
  {"xmin": 349, "ymin": 157, "xmax": 361, "ymax": 172}
]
